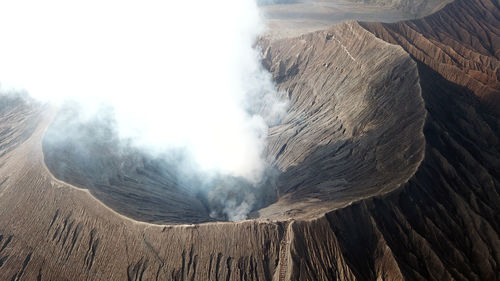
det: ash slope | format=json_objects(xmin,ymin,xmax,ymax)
[
  {"xmin": 361, "ymin": 0, "xmax": 500, "ymax": 114},
  {"xmin": 0, "ymin": 0, "xmax": 498, "ymax": 280},
  {"xmin": 42, "ymin": 110, "xmax": 218, "ymax": 224},
  {"xmin": 259, "ymin": 21, "xmax": 426, "ymax": 220},
  {"xmin": 261, "ymin": 0, "xmax": 452, "ymax": 38},
  {"xmin": 41, "ymin": 104, "xmax": 278, "ymax": 224},
  {"xmin": 0, "ymin": 21, "xmax": 426, "ymax": 280},
  {"xmin": 287, "ymin": 0, "xmax": 500, "ymax": 279},
  {"xmin": 346, "ymin": 0, "xmax": 453, "ymax": 16}
]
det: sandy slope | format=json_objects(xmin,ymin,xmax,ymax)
[{"xmin": 0, "ymin": 0, "xmax": 499, "ymax": 279}]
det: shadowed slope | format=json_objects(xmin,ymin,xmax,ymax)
[
  {"xmin": 0, "ymin": 95, "xmax": 41, "ymax": 159},
  {"xmin": 283, "ymin": 0, "xmax": 500, "ymax": 279},
  {"xmin": 287, "ymin": 62, "xmax": 500, "ymax": 281},
  {"xmin": 42, "ymin": 109, "xmax": 215, "ymax": 224},
  {"xmin": 0, "ymin": 0, "xmax": 498, "ymax": 279},
  {"xmin": 42, "ymin": 107, "xmax": 278, "ymax": 224},
  {"xmin": 360, "ymin": 0, "xmax": 500, "ymax": 114}
]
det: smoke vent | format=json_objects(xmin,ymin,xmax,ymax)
[
  {"xmin": 43, "ymin": 23, "xmax": 428, "ymax": 225},
  {"xmin": 42, "ymin": 104, "xmax": 279, "ymax": 224}
]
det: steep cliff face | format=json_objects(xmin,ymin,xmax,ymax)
[
  {"xmin": 283, "ymin": 0, "xmax": 500, "ymax": 279},
  {"xmin": 260, "ymin": 1, "xmax": 500, "ymax": 278},
  {"xmin": 259, "ymin": 21, "xmax": 426, "ymax": 220},
  {"xmin": 0, "ymin": 0, "xmax": 498, "ymax": 280},
  {"xmin": 286, "ymin": 61, "xmax": 500, "ymax": 281}
]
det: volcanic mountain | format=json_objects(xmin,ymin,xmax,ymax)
[{"xmin": 0, "ymin": 0, "xmax": 499, "ymax": 280}]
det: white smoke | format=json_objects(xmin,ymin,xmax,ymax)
[{"xmin": 0, "ymin": 0, "xmax": 286, "ymax": 183}]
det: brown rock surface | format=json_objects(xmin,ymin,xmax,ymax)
[
  {"xmin": 360, "ymin": 0, "xmax": 500, "ymax": 114},
  {"xmin": 261, "ymin": 0, "xmax": 452, "ymax": 38},
  {"xmin": 259, "ymin": 21, "xmax": 426, "ymax": 220},
  {"xmin": 0, "ymin": 0, "xmax": 499, "ymax": 280}
]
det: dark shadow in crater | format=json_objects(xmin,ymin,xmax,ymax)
[{"xmin": 42, "ymin": 103, "xmax": 278, "ymax": 224}]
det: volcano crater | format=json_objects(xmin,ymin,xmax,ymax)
[{"xmin": 42, "ymin": 23, "xmax": 427, "ymax": 225}]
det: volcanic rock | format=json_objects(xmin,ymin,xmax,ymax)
[{"xmin": 0, "ymin": 0, "xmax": 498, "ymax": 280}]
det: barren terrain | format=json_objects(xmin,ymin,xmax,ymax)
[
  {"xmin": 0, "ymin": 0, "xmax": 498, "ymax": 280},
  {"xmin": 261, "ymin": 0, "xmax": 453, "ymax": 38}
]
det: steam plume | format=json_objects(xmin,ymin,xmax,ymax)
[
  {"xmin": 0, "ymin": 0, "xmax": 286, "ymax": 183},
  {"xmin": 0, "ymin": 0, "xmax": 287, "ymax": 221}
]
